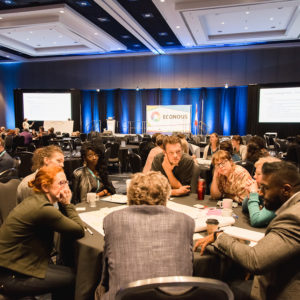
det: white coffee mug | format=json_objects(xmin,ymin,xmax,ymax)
[
  {"xmin": 222, "ymin": 208, "xmax": 233, "ymax": 217},
  {"xmin": 87, "ymin": 193, "xmax": 97, "ymax": 207},
  {"xmin": 222, "ymin": 198, "xmax": 233, "ymax": 209}
]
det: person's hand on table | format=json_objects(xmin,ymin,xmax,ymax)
[
  {"xmin": 172, "ymin": 185, "xmax": 190, "ymax": 196},
  {"xmin": 194, "ymin": 231, "xmax": 223, "ymax": 255},
  {"xmin": 97, "ymin": 189, "xmax": 111, "ymax": 198}
]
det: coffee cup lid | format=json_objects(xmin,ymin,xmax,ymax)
[{"xmin": 206, "ymin": 218, "xmax": 219, "ymax": 225}]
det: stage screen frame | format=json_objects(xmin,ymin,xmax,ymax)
[
  {"xmin": 258, "ymin": 86, "xmax": 300, "ymax": 123},
  {"xmin": 146, "ymin": 105, "xmax": 191, "ymax": 134}
]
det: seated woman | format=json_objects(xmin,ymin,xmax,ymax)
[
  {"xmin": 72, "ymin": 142, "xmax": 115, "ymax": 203},
  {"xmin": 210, "ymin": 150, "xmax": 254, "ymax": 203},
  {"xmin": 242, "ymin": 156, "xmax": 280, "ymax": 227},
  {"xmin": 95, "ymin": 171, "xmax": 194, "ymax": 300},
  {"xmin": 0, "ymin": 165, "xmax": 84, "ymax": 299},
  {"xmin": 203, "ymin": 132, "xmax": 220, "ymax": 160},
  {"xmin": 231, "ymin": 135, "xmax": 247, "ymax": 161}
]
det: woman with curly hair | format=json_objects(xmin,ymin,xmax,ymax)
[{"xmin": 72, "ymin": 141, "xmax": 115, "ymax": 203}]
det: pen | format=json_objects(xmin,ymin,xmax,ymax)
[{"xmin": 85, "ymin": 226, "xmax": 94, "ymax": 235}]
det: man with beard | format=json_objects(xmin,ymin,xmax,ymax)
[{"xmin": 194, "ymin": 161, "xmax": 300, "ymax": 300}]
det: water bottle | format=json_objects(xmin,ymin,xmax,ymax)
[{"xmin": 197, "ymin": 178, "xmax": 206, "ymax": 200}]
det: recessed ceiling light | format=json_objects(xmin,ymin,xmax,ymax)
[
  {"xmin": 0, "ymin": 17, "xmax": 3, "ymax": 20},
  {"xmin": 166, "ymin": 41, "xmax": 174, "ymax": 45},
  {"xmin": 59, "ymin": 10, "xmax": 65, "ymax": 14},
  {"xmin": 4, "ymin": 0, "xmax": 15, "ymax": 5},
  {"xmin": 270, "ymin": 17, "xmax": 274, "ymax": 21},
  {"xmin": 121, "ymin": 35, "xmax": 130, "ymax": 39},
  {"xmin": 176, "ymin": 25, "xmax": 180, "ymax": 29},
  {"xmin": 271, "ymin": 26, "xmax": 276, "ymax": 29},
  {"xmin": 142, "ymin": 13, "xmax": 154, "ymax": 18},
  {"xmin": 244, "ymin": 26, "xmax": 248, "ymax": 30},
  {"xmin": 245, "ymin": 11, "xmax": 250, "ymax": 14},
  {"xmin": 133, "ymin": 44, "xmax": 140, "ymax": 47},
  {"xmin": 58, "ymin": 35, "xmax": 63, "ymax": 38},
  {"xmin": 94, "ymin": 32, "xmax": 99, "ymax": 35},
  {"xmin": 158, "ymin": 32, "xmax": 168, "ymax": 36},
  {"xmin": 160, "ymin": 0, "xmax": 165, "ymax": 2},
  {"xmin": 76, "ymin": 1, "xmax": 91, "ymax": 7},
  {"xmin": 6, "ymin": 55, "xmax": 10, "ymax": 58},
  {"xmin": 98, "ymin": 17, "xmax": 110, "ymax": 22},
  {"xmin": 221, "ymin": 22, "xmax": 225, "ymax": 25}
]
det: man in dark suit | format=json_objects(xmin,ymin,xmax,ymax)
[
  {"xmin": 195, "ymin": 161, "xmax": 300, "ymax": 300},
  {"xmin": 95, "ymin": 171, "xmax": 194, "ymax": 300},
  {"xmin": 0, "ymin": 137, "xmax": 14, "ymax": 173}
]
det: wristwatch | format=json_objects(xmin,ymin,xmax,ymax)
[{"xmin": 213, "ymin": 230, "xmax": 224, "ymax": 242}]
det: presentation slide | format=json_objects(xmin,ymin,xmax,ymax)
[
  {"xmin": 146, "ymin": 105, "xmax": 191, "ymax": 134},
  {"xmin": 23, "ymin": 93, "xmax": 72, "ymax": 121},
  {"xmin": 259, "ymin": 87, "xmax": 300, "ymax": 123}
]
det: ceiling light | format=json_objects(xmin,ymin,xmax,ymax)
[
  {"xmin": 6, "ymin": 55, "xmax": 10, "ymax": 58},
  {"xmin": 76, "ymin": 1, "xmax": 91, "ymax": 7},
  {"xmin": 244, "ymin": 26, "xmax": 248, "ymax": 30},
  {"xmin": 218, "ymin": 30, "xmax": 223, "ymax": 33},
  {"xmin": 160, "ymin": 0, "xmax": 165, "ymax": 2},
  {"xmin": 121, "ymin": 35, "xmax": 130, "ymax": 39},
  {"xmin": 245, "ymin": 11, "xmax": 250, "ymax": 15},
  {"xmin": 178, "ymin": 88, "xmax": 181, "ymax": 91},
  {"xmin": 59, "ymin": 10, "xmax": 64, "ymax": 14},
  {"xmin": 225, "ymin": 83, "xmax": 228, "ymax": 89},
  {"xmin": 136, "ymin": 87, "xmax": 139, "ymax": 91},
  {"xmin": 98, "ymin": 17, "xmax": 110, "ymax": 22},
  {"xmin": 0, "ymin": 17, "xmax": 3, "ymax": 20},
  {"xmin": 96, "ymin": 89, "xmax": 100, "ymax": 92},
  {"xmin": 94, "ymin": 32, "xmax": 99, "ymax": 35},
  {"xmin": 221, "ymin": 22, "xmax": 225, "ymax": 25},
  {"xmin": 158, "ymin": 32, "xmax": 168, "ymax": 36},
  {"xmin": 133, "ymin": 44, "xmax": 140, "ymax": 47},
  {"xmin": 142, "ymin": 13, "xmax": 154, "ymax": 18},
  {"xmin": 176, "ymin": 25, "xmax": 180, "ymax": 29},
  {"xmin": 4, "ymin": 0, "xmax": 15, "ymax": 5},
  {"xmin": 270, "ymin": 17, "xmax": 274, "ymax": 21},
  {"xmin": 166, "ymin": 41, "xmax": 174, "ymax": 45}
]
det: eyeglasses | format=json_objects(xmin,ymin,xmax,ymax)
[
  {"xmin": 216, "ymin": 160, "xmax": 228, "ymax": 168},
  {"xmin": 58, "ymin": 180, "xmax": 69, "ymax": 186}
]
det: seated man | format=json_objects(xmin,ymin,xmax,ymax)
[
  {"xmin": 195, "ymin": 161, "xmax": 300, "ymax": 300},
  {"xmin": 0, "ymin": 137, "xmax": 14, "ymax": 173},
  {"xmin": 95, "ymin": 171, "xmax": 194, "ymax": 300},
  {"xmin": 151, "ymin": 136, "xmax": 194, "ymax": 196}
]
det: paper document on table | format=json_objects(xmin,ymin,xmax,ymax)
[
  {"xmin": 167, "ymin": 201, "xmax": 235, "ymax": 232},
  {"xmin": 79, "ymin": 205, "xmax": 126, "ymax": 236},
  {"xmin": 222, "ymin": 226, "xmax": 265, "ymax": 242},
  {"xmin": 100, "ymin": 194, "xmax": 127, "ymax": 204}
]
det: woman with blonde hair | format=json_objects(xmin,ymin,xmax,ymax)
[{"xmin": 242, "ymin": 156, "xmax": 280, "ymax": 227}]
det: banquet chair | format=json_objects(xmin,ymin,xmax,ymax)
[
  {"xmin": 116, "ymin": 276, "xmax": 234, "ymax": 300},
  {"xmin": 128, "ymin": 152, "xmax": 142, "ymax": 173},
  {"xmin": 0, "ymin": 168, "xmax": 18, "ymax": 183},
  {"xmin": 0, "ymin": 178, "xmax": 20, "ymax": 226},
  {"xmin": 190, "ymin": 163, "xmax": 202, "ymax": 193},
  {"xmin": 14, "ymin": 151, "xmax": 33, "ymax": 178}
]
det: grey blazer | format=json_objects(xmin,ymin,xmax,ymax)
[
  {"xmin": 95, "ymin": 205, "xmax": 195, "ymax": 300},
  {"xmin": 214, "ymin": 192, "xmax": 300, "ymax": 300}
]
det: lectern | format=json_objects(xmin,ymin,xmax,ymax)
[{"xmin": 107, "ymin": 118, "xmax": 116, "ymax": 134}]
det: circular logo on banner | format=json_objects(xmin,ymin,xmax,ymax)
[{"xmin": 151, "ymin": 111, "xmax": 160, "ymax": 122}]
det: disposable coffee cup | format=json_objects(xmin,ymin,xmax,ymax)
[
  {"xmin": 206, "ymin": 218, "xmax": 219, "ymax": 235},
  {"xmin": 222, "ymin": 198, "xmax": 233, "ymax": 209},
  {"xmin": 87, "ymin": 193, "xmax": 97, "ymax": 208},
  {"xmin": 222, "ymin": 208, "xmax": 233, "ymax": 217},
  {"xmin": 126, "ymin": 179, "xmax": 131, "ymax": 193}
]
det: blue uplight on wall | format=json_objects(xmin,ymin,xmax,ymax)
[
  {"xmin": 190, "ymin": 88, "xmax": 201, "ymax": 135},
  {"xmin": 135, "ymin": 90, "xmax": 142, "ymax": 134},
  {"xmin": 204, "ymin": 88, "xmax": 218, "ymax": 133},
  {"xmin": 82, "ymin": 91, "xmax": 92, "ymax": 133},
  {"xmin": 120, "ymin": 90, "xmax": 129, "ymax": 134},
  {"xmin": 106, "ymin": 90, "xmax": 114, "ymax": 118},
  {"xmin": 160, "ymin": 89, "xmax": 172, "ymax": 105}
]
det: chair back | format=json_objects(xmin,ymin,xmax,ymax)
[
  {"xmin": 116, "ymin": 276, "xmax": 234, "ymax": 300},
  {"xmin": 14, "ymin": 151, "xmax": 34, "ymax": 178},
  {"xmin": 235, "ymin": 160, "xmax": 255, "ymax": 176},
  {"xmin": 138, "ymin": 141, "xmax": 155, "ymax": 167},
  {"xmin": 0, "ymin": 178, "xmax": 20, "ymax": 226},
  {"xmin": 190, "ymin": 163, "xmax": 202, "ymax": 193},
  {"xmin": 0, "ymin": 168, "xmax": 18, "ymax": 183},
  {"xmin": 105, "ymin": 147, "xmax": 111, "ymax": 163},
  {"xmin": 109, "ymin": 143, "xmax": 120, "ymax": 159},
  {"xmin": 128, "ymin": 153, "xmax": 142, "ymax": 173}
]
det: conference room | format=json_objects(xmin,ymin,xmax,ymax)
[{"xmin": 0, "ymin": 1, "xmax": 300, "ymax": 300}]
